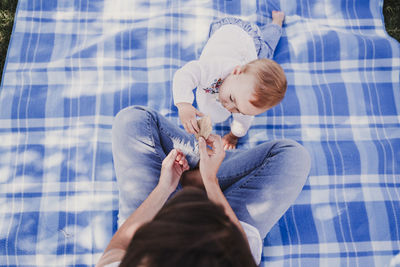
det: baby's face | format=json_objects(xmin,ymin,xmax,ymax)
[{"xmin": 219, "ymin": 67, "xmax": 266, "ymax": 116}]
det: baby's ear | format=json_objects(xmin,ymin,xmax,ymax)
[{"xmin": 231, "ymin": 65, "xmax": 243, "ymax": 75}]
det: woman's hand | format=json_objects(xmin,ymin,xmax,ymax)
[
  {"xmin": 176, "ymin": 102, "xmax": 204, "ymax": 134},
  {"xmin": 158, "ymin": 149, "xmax": 189, "ymax": 193},
  {"xmin": 198, "ymin": 134, "xmax": 225, "ymax": 183}
]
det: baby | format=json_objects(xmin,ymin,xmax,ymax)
[{"xmin": 173, "ymin": 11, "xmax": 287, "ymax": 150}]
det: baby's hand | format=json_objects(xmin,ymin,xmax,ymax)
[
  {"xmin": 222, "ymin": 132, "xmax": 239, "ymax": 150},
  {"xmin": 176, "ymin": 102, "xmax": 204, "ymax": 134},
  {"xmin": 272, "ymin": 11, "xmax": 285, "ymax": 27}
]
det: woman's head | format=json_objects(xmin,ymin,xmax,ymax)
[
  {"xmin": 218, "ymin": 58, "xmax": 287, "ymax": 115},
  {"xmin": 119, "ymin": 187, "xmax": 257, "ymax": 267}
]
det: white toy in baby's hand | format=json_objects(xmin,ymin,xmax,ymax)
[{"xmin": 195, "ymin": 116, "xmax": 212, "ymax": 140}]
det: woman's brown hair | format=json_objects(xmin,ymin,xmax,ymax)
[
  {"xmin": 243, "ymin": 58, "xmax": 287, "ymax": 110},
  {"xmin": 119, "ymin": 187, "xmax": 257, "ymax": 267}
]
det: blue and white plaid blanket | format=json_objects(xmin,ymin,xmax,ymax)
[{"xmin": 1, "ymin": 0, "xmax": 399, "ymax": 266}]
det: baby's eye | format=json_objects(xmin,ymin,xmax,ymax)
[{"xmin": 229, "ymin": 95, "xmax": 233, "ymax": 102}]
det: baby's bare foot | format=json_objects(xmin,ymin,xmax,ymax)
[
  {"xmin": 181, "ymin": 169, "xmax": 205, "ymax": 190},
  {"xmin": 272, "ymin": 11, "xmax": 285, "ymax": 27}
]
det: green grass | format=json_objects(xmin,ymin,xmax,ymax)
[
  {"xmin": 0, "ymin": 0, "xmax": 18, "ymax": 83},
  {"xmin": 0, "ymin": 0, "xmax": 399, "ymax": 84},
  {"xmin": 383, "ymin": 0, "xmax": 400, "ymax": 42}
]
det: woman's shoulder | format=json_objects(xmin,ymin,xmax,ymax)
[
  {"xmin": 239, "ymin": 220, "xmax": 263, "ymax": 265},
  {"xmin": 103, "ymin": 262, "xmax": 120, "ymax": 267},
  {"xmin": 240, "ymin": 220, "xmax": 260, "ymax": 234},
  {"xmin": 96, "ymin": 248, "xmax": 125, "ymax": 267}
]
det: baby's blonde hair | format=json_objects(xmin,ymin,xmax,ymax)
[{"xmin": 242, "ymin": 58, "xmax": 287, "ymax": 110}]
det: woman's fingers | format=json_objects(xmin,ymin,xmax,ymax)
[
  {"xmin": 208, "ymin": 134, "xmax": 223, "ymax": 154},
  {"xmin": 206, "ymin": 133, "xmax": 217, "ymax": 142},
  {"xmin": 198, "ymin": 137, "xmax": 208, "ymax": 159},
  {"xmin": 182, "ymin": 159, "xmax": 189, "ymax": 171},
  {"xmin": 176, "ymin": 151, "xmax": 182, "ymax": 162},
  {"xmin": 176, "ymin": 152, "xmax": 187, "ymax": 166},
  {"xmin": 207, "ymin": 133, "xmax": 221, "ymax": 144},
  {"xmin": 163, "ymin": 149, "xmax": 177, "ymax": 167},
  {"xmin": 205, "ymin": 134, "xmax": 216, "ymax": 149},
  {"xmin": 172, "ymin": 150, "xmax": 189, "ymax": 171}
]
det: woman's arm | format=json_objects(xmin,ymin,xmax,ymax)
[
  {"xmin": 96, "ymin": 185, "xmax": 171, "ymax": 267},
  {"xmin": 198, "ymin": 135, "xmax": 247, "ymax": 237},
  {"xmin": 103, "ymin": 185, "xmax": 172, "ymax": 253},
  {"xmin": 97, "ymin": 149, "xmax": 189, "ymax": 267}
]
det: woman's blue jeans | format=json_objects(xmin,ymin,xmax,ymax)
[{"xmin": 112, "ymin": 106, "xmax": 311, "ymax": 239}]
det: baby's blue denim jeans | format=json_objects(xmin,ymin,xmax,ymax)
[{"xmin": 112, "ymin": 106, "xmax": 311, "ymax": 239}]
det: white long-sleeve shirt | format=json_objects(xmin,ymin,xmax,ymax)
[{"xmin": 173, "ymin": 24, "xmax": 257, "ymax": 137}]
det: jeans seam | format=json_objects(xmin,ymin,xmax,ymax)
[
  {"xmin": 227, "ymin": 148, "xmax": 273, "ymax": 194},
  {"xmin": 144, "ymin": 109, "xmax": 164, "ymax": 164},
  {"xmin": 231, "ymin": 160, "xmax": 268, "ymax": 193},
  {"xmin": 219, "ymin": 146, "xmax": 272, "ymax": 181}
]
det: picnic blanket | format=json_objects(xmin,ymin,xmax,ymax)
[{"xmin": 1, "ymin": 0, "xmax": 399, "ymax": 266}]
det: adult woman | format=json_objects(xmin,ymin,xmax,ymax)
[{"xmin": 97, "ymin": 106, "xmax": 311, "ymax": 266}]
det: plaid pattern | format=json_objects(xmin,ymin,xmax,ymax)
[{"xmin": 0, "ymin": 0, "xmax": 399, "ymax": 266}]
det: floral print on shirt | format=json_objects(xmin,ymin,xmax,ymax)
[{"xmin": 203, "ymin": 78, "xmax": 223, "ymax": 95}]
